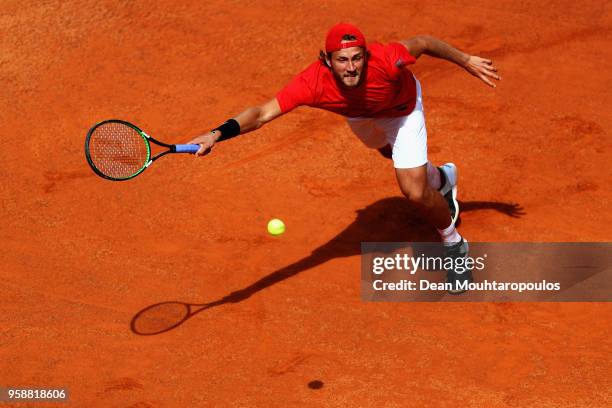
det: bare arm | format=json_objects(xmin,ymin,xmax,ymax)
[
  {"xmin": 187, "ymin": 98, "xmax": 283, "ymax": 156},
  {"xmin": 400, "ymin": 35, "xmax": 501, "ymax": 87},
  {"xmin": 232, "ymin": 98, "xmax": 282, "ymax": 133}
]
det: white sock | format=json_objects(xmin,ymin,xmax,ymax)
[
  {"xmin": 437, "ymin": 222, "xmax": 462, "ymax": 245},
  {"xmin": 426, "ymin": 162, "xmax": 441, "ymax": 190}
]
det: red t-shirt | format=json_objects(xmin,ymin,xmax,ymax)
[{"xmin": 276, "ymin": 42, "xmax": 417, "ymax": 118}]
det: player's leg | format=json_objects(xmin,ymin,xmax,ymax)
[
  {"xmin": 376, "ymin": 141, "xmax": 458, "ymax": 225},
  {"xmin": 393, "ymin": 155, "xmax": 471, "ymax": 295},
  {"xmin": 347, "ymin": 112, "xmax": 459, "ymax": 236},
  {"xmin": 388, "ymin": 117, "xmax": 463, "ymax": 243},
  {"xmin": 395, "ymin": 165, "xmax": 455, "ymax": 230},
  {"xmin": 384, "ymin": 77, "xmax": 471, "ymax": 293}
]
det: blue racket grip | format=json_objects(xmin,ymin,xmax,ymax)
[{"xmin": 173, "ymin": 144, "xmax": 201, "ymax": 154}]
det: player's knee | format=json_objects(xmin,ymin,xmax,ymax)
[
  {"xmin": 399, "ymin": 184, "xmax": 427, "ymax": 204},
  {"xmin": 396, "ymin": 166, "xmax": 429, "ymax": 205}
]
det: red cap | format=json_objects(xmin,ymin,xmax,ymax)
[{"xmin": 325, "ymin": 23, "xmax": 366, "ymax": 53}]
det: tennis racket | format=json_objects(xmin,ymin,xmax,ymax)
[{"xmin": 85, "ymin": 119, "xmax": 200, "ymax": 181}]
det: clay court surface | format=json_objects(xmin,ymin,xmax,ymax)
[{"xmin": 1, "ymin": 0, "xmax": 611, "ymax": 406}]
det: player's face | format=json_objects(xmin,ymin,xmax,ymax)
[{"xmin": 328, "ymin": 47, "xmax": 366, "ymax": 88}]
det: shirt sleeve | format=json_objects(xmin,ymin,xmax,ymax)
[
  {"xmin": 384, "ymin": 42, "xmax": 417, "ymax": 80},
  {"xmin": 276, "ymin": 66, "xmax": 317, "ymax": 113}
]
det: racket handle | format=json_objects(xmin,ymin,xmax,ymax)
[{"xmin": 173, "ymin": 144, "xmax": 200, "ymax": 154}]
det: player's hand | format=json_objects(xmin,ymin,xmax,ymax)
[
  {"xmin": 187, "ymin": 131, "xmax": 220, "ymax": 156},
  {"xmin": 464, "ymin": 56, "xmax": 501, "ymax": 88}
]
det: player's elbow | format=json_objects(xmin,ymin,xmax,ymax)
[
  {"xmin": 258, "ymin": 100, "xmax": 282, "ymax": 125},
  {"xmin": 253, "ymin": 108, "xmax": 271, "ymax": 130},
  {"xmin": 402, "ymin": 35, "xmax": 430, "ymax": 58},
  {"xmin": 243, "ymin": 99, "xmax": 281, "ymax": 132},
  {"xmin": 416, "ymin": 35, "xmax": 434, "ymax": 51}
]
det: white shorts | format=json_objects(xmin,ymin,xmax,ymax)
[{"xmin": 346, "ymin": 77, "xmax": 427, "ymax": 169}]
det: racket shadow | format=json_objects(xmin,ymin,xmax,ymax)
[{"xmin": 130, "ymin": 197, "xmax": 525, "ymax": 335}]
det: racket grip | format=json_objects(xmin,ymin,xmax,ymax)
[{"xmin": 173, "ymin": 144, "xmax": 201, "ymax": 154}]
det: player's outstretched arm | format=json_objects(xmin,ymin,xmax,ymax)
[
  {"xmin": 188, "ymin": 98, "xmax": 282, "ymax": 156},
  {"xmin": 401, "ymin": 35, "xmax": 501, "ymax": 88}
]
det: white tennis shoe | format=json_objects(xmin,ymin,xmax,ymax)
[{"xmin": 438, "ymin": 163, "xmax": 459, "ymax": 226}]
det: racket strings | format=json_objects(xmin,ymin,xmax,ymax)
[{"xmin": 88, "ymin": 122, "xmax": 149, "ymax": 179}]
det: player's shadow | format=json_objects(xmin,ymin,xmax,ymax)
[
  {"xmin": 131, "ymin": 197, "xmax": 525, "ymax": 335},
  {"xmin": 458, "ymin": 200, "xmax": 526, "ymax": 218}
]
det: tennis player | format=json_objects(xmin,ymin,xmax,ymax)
[{"xmin": 187, "ymin": 23, "xmax": 500, "ymax": 293}]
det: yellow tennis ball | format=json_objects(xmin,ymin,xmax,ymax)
[{"xmin": 267, "ymin": 218, "xmax": 285, "ymax": 236}]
